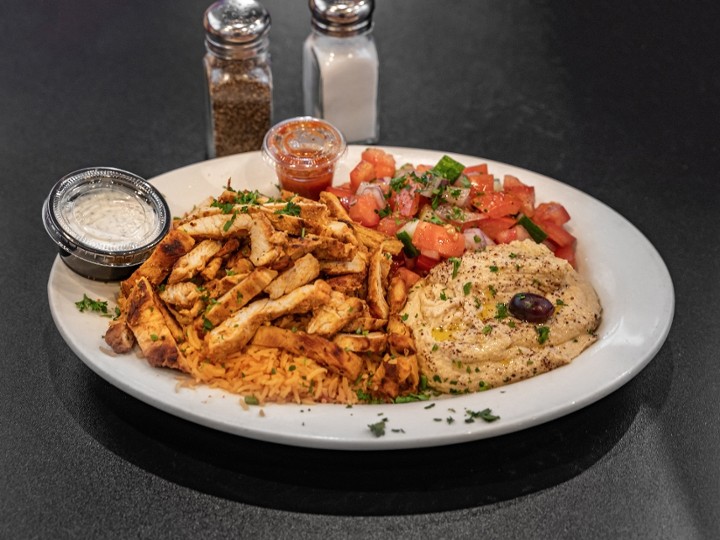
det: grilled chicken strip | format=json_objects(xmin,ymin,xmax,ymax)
[
  {"xmin": 251, "ymin": 326, "xmax": 363, "ymax": 380},
  {"xmin": 206, "ymin": 280, "xmax": 332, "ymax": 358},
  {"xmin": 264, "ymin": 253, "xmax": 320, "ymax": 300},
  {"xmin": 121, "ymin": 229, "xmax": 195, "ymax": 296},
  {"xmin": 167, "ymin": 239, "xmax": 222, "ymax": 284},
  {"xmin": 306, "ymin": 290, "xmax": 363, "ymax": 336},
  {"xmin": 125, "ymin": 277, "xmax": 185, "ymax": 369},
  {"xmin": 177, "ymin": 213, "xmax": 253, "ymax": 239},
  {"xmin": 204, "ymin": 268, "xmax": 278, "ymax": 327}
]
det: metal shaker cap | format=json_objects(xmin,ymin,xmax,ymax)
[
  {"xmin": 309, "ymin": 0, "xmax": 374, "ymax": 37},
  {"xmin": 204, "ymin": 0, "xmax": 271, "ymax": 54}
]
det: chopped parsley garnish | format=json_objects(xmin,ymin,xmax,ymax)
[
  {"xmin": 244, "ymin": 395, "xmax": 259, "ymax": 406},
  {"xmin": 74, "ymin": 294, "xmax": 112, "ymax": 317},
  {"xmin": 389, "ymin": 175, "xmax": 408, "ymax": 192},
  {"xmin": 465, "ymin": 408, "xmax": 500, "ymax": 423},
  {"xmin": 463, "ymin": 282, "xmax": 472, "ymax": 296},
  {"xmin": 275, "ymin": 200, "xmax": 301, "ymax": 217},
  {"xmin": 537, "ymin": 325, "xmax": 550, "ymax": 344},
  {"xmin": 223, "ymin": 210, "xmax": 238, "ymax": 232},
  {"xmin": 394, "ymin": 393, "xmax": 430, "ymax": 404},
  {"xmin": 448, "ymin": 257, "xmax": 461, "ymax": 278},
  {"xmin": 368, "ymin": 418, "xmax": 388, "ymax": 437},
  {"xmin": 235, "ymin": 190, "xmax": 261, "ymax": 205},
  {"xmin": 489, "ymin": 265, "xmax": 499, "ymax": 273},
  {"xmin": 495, "ymin": 303, "xmax": 509, "ymax": 320},
  {"xmin": 210, "ymin": 199, "xmax": 235, "ymax": 214}
]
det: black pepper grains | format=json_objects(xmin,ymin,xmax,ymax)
[{"xmin": 206, "ymin": 55, "xmax": 272, "ymax": 157}]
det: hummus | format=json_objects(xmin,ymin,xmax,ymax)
[{"xmin": 402, "ymin": 240, "xmax": 602, "ymax": 394}]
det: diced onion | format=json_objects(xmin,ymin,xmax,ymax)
[
  {"xmin": 463, "ymin": 228, "xmax": 493, "ymax": 251},
  {"xmin": 356, "ymin": 183, "xmax": 387, "ymax": 209},
  {"xmin": 445, "ymin": 187, "xmax": 471, "ymax": 208},
  {"xmin": 420, "ymin": 249, "xmax": 440, "ymax": 260}
]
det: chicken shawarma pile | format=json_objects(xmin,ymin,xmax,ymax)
[{"xmin": 104, "ymin": 186, "xmax": 421, "ymax": 405}]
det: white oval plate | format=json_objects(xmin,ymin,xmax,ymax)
[{"xmin": 47, "ymin": 146, "xmax": 674, "ymax": 450}]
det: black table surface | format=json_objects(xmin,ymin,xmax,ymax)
[{"xmin": 2, "ymin": 0, "xmax": 718, "ymax": 538}]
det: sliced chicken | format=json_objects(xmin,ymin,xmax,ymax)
[
  {"xmin": 104, "ymin": 318, "xmax": 135, "ymax": 354},
  {"xmin": 366, "ymin": 245, "xmax": 392, "ymax": 320},
  {"xmin": 251, "ymin": 326, "xmax": 363, "ymax": 380},
  {"xmin": 319, "ymin": 252, "xmax": 367, "ymax": 276},
  {"xmin": 206, "ymin": 280, "xmax": 332, "ymax": 358},
  {"xmin": 159, "ymin": 281, "xmax": 202, "ymax": 309},
  {"xmin": 264, "ymin": 253, "xmax": 320, "ymax": 300},
  {"xmin": 167, "ymin": 239, "xmax": 222, "ymax": 284},
  {"xmin": 306, "ymin": 290, "xmax": 363, "ymax": 336},
  {"xmin": 125, "ymin": 277, "xmax": 184, "ymax": 369},
  {"xmin": 177, "ymin": 212, "xmax": 253, "ymax": 239},
  {"xmin": 332, "ymin": 331, "xmax": 387, "ymax": 354},
  {"xmin": 204, "ymin": 268, "xmax": 278, "ymax": 327},
  {"xmin": 121, "ymin": 229, "xmax": 195, "ymax": 296},
  {"xmin": 319, "ymin": 191, "xmax": 352, "ymax": 222},
  {"xmin": 249, "ymin": 212, "xmax": 286, "ymax": 267}
]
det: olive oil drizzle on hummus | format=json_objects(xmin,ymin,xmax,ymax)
[{"xmin": 402, "ymin": 240, "xmax": 602, "ymax": 394}]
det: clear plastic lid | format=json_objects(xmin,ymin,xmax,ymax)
[
  {"xmin": 42, "ymin": 167, "xmax": 170, "ymax": 268},
  {"xmin": 262, "ymin": 116, "xmax": 346, "ymax": 172}
]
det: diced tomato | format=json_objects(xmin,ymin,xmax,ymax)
[
  {"xmin": 376, "ymin": 216, "xmax": 407, "ymax": 236},
  {"xmin": 465, "ymin": 172, "xmax": 495, "ymax": 197},
  {"xmin": 476, "ymin": 216, "xmax": 516, "ymax": 242},
  {"xmin": 553, "ymin": 243, "xmax": 577, "ymax": 268},
  {"xmin": 361, "ymin": 148, "xmax": 396, "ymax": 178},
  {"xmin": 472, "ymin": 191, "xmax": 522, "ymax": 219},
  {"xmin": 394, "ymin": 266, "xmax": 422, "ymax": 287},
  {"xmin": 349, "ymin": 160, "xmax": 375, "ymax": 191},
  {"xmin": 414, "ymin": 254, "xmax": 441, "ymax": 274},
  {"xmin": 495, "ymin": 227, "xmax": 517, "ymax": 244},
  {"xmin": 348, "ymin": 192, "xmax": 381, "ymax": 227},
  {"xmin": 534, "ymin": 202, "xmax": 571, "ymax": 226},
  {"xmin": 325, "ymin": 185, "xmax": 356, "ymax": 209},
  {"xmin": 503, "ymin": 175, "xmax": 536, "ymax": 217},
  {"xmin": 415, "ymin": 164, "xmax": 433, "ymax": 174},
  {"xmin": 389, "ymin": 185, "xmax": 422, "ymax": 217},
  {"xmin": 463, "ymin": 164, "xmax": 488, "ymax": 175},
  {"xmin": 537, "ymin": 219, "xmax": 576, "ymax": 247},
  {"xmin": 412, "ymin": 221, "xmax": 466, "ymax": 258},
  {"xmin": 496, "ymin": 224, "xmax": 532, "ymax": 244}
]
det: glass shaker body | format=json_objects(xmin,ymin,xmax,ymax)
[
  {"xmin": 303, "ymin": 28, "xmax": 378, "ymax": 144},
  {"xmin": 204, "ymin": 46, "xmax": 272, "ymax": 158}
]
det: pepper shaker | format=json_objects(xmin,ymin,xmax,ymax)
[
  {"xmin": 303, "ymin": 0, "xmax": 379, "ymax": 144},
  {"xmin": 203, "ymin": 0, "xmax": 273, "ymax": 158}
]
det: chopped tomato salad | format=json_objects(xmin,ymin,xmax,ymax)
[{"xmin": 328, "ymin": 149, "xmax": 578, "ymax": 273}]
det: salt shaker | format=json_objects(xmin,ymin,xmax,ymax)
[
  {"xmin": 203, "ymin": 0, "xmax": 273, "ymax": 158},
  {"xmin": 303, "ymin": 0, "xmax": 379, "ymax": 144}
]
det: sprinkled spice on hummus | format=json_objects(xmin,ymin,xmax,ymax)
[{"xmin": 402, "ymin": 240, "xmax": 602, "ymax": 394}]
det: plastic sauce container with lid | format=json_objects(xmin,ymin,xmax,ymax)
[
  {"xmin": 42, "ymin": 167, "xmax": 171, "ymax": 281},
  {"xmin": 262, "ymin": 116, "xmax": 346, "ymax": 200}
]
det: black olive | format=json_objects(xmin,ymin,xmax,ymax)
[{"xmin": 508, "ymin": 292, "xmax": 555, "ymax": 323}]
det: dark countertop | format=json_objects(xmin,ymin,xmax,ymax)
[{"xmin": 2, "ymin": 1, "xmax": 718, "ymax": 538}]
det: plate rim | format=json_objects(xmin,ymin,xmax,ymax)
[{"xmin": 46, "ymin": 146, "xmax": 675, "ymax": 450}]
